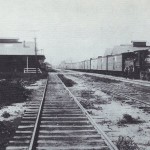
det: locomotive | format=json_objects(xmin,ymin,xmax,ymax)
[
  {"xmin": 63, "ymin": 41, "xmax": 150, "ymax": 80},
  {"xmin": 40, "ymin": 62, "xmax": 53, "ymax": 72}
]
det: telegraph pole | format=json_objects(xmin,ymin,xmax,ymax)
[
  {"xmin": 29, "ymin": 30, "xmax": 39, "ymax": 74},
  {"xmin": 34, "ymin": 37, "xmax": 38, "ymax": 74}
]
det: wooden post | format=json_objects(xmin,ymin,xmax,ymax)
[{"xmin": 27, "ymin": 56, "xmax": 28, "ymax": 73}]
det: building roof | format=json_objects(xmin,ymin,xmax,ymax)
[
  {"xmin": 0, "ymin": 40, "xmax": 43, "ymax": 55},
  {"xmin": 104, "ymin": 41, "xmax": 150, "ymax": 56},
  {"xmin": 0, "ymin": 38, "xmax": 20, "ymax": 43},
  {"xmin": 131, "ymin": 40, "xmax": 147, "ymax": 43},
  {"xmin": 112, "ymin": 45, "xmax": 150, "ymax": 54}
]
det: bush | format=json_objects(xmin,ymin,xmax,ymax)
[
  {"xmin": 2, "ymin": 111, "xmax": 10, "ymax": 118},
  {"xmin": 0, "ymin": 80, "xmax": 31, "ymax": 107},
  {"xmin": 0, "ymin": 120, "xmax": 20, "ymax": 149},
  {"xmin": 58, "ymin": 74, "xmax": 76, "ymax": 87},
  {"xmin": 116, "ymin": 136, "xmax": 140, "ymax": 150},
  {"xmin": 117, "ymin": 114, "xmax": 144, "ymax": 125},
  {"xmin": 80, "ymin": 100, "xmax": 95, "ymax": 109}
]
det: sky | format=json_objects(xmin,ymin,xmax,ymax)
[{"xmin": 0, "ymin": 0, "xmax": 150, "ymax": 65}]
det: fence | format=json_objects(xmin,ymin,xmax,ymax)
[{"xmin": 24, "ymin": 68, "xmax": 42, "ymax": 74}]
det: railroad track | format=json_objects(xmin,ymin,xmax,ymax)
[
  {"xmin": 62, "ymin": 72, "xmax": 150, "ymax": 111},
  {"xmin": 101, "ymin": 84, "xmax": 150, "ymax": 113},
  {"xmin": 6, "ymin": 73, "xmax": 118, "ymax": 150},
  {"xmin": 80, "ymin": 72, "xmax": 150, "ymax": 103},
  {"xmin": 6, "ymin": 77, "xmax": 49, "ymax": 150},
  {"xmin": 67, "ymin": 72, "xmax": 150, "ymax": 112},
  {"xmin": 67, "ymin": 71, "xmax": 150, "ymax": 87}
]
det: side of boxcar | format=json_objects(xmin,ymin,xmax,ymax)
[
  {"xmin": 97, "ymin": 56, "xmax": 102, "ymax": 70},
  {"xmin": 72, "ymin": 62, "xmax": 78, "ymax": 69},
  {"xmin": 84, "ymin": 59, "xmax": 91, "ymax": 70},
  {"xmin": 102, "ymin": 56, "xmax": 108, "ymax": 70},
  {"xmin": 107, "ymin": 55, "xmax": 114, "ymax": 71},
  {"xmin": 78, "ymin": 61, "xmax": 84, "ymax": 69},
  {"xmin": 113, "ymin": 54, "xmax": 123, "ymax": 71},
  {"xmin": 106, "ymin": 54, "xmax": 123, "ymax": 72},
  {"xmin": 91, "ymin": 58, "xmax": 98, "ymax": 70}
]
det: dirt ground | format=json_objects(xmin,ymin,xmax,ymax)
[{"xmin": 62, "ymin": 73, "xmax": 150, "ymax": 150}]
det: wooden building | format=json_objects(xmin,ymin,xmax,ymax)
[{"xmin": 0, "ymin": 38, "xmax": 45, "ymax": 73}]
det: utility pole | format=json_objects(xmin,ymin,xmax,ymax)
[
  {"xmin": 29, "ymin": 30, "xmax": 39, "ymax": 74},
  {"xmin": 34, "ymin": 37, "xmax": 38, "ymax": 74}
]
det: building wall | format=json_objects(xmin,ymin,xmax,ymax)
[{"xmin": 0, "ymin": 55, "xmax": 45, "ymax": 72}]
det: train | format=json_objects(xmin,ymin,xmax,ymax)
[
  {"xmin": 40, "ymin": 62, "xmax": 53, "ymax": 72},
  {"xmin": 63, "ymin": 41, "xmax": 150, "ymax": 80}
]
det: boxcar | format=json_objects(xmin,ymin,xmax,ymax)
[
  {"xmin": 72, "ymin": 63, "xmax": 77, "ymax": 69},
  {"xmin": 102, "ymin": 56, "xmax": 108, "ymax": 70},
  {"xmin": 91, "ymin": 58, "xmax": 98, "ymax": 70},
  {"xmin": 78, "ymin": 61, "xmax": 85, "ymax": 69},
  {"xmin": 114, "ymin": 54, "xmax": 123, "ymax": 71},
  {"xmin": 76, "ymin": 62, "xmax": 80, "ymax": 69},
  {"xmin": 65, "ymin": 63, "xmax": 70, "ymax": 69},
  {"xmin": 107, "ymin": 55, "xmax": 114, "ymax": 71},
  {"xmin": 84, "ymin": 60, "xmax": 91, "ymax": 70},
  {"xmin": 97, "ymin": 56, "xmax": 102, "ymax": 70}
]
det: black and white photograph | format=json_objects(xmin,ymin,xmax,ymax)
[{"xmin": 0, "ymin": 0, "xmax": 150, "ymax": 150}]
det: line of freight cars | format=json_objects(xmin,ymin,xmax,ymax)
[{"xmin": 64, "ymin": 49, "xmax": 150, "ymax": 80}]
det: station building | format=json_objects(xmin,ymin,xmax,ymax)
[{"xmin": 0, "ymin": 38, "xmax": 45, "ymax": 73}]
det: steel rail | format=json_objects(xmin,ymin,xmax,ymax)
[
  {"xmin": 91, "ymin": 73, "xmax": 150, "ymax": 86},
  {"xmin": 57, "ymin": 74, "xmax": 118, "ymax": 150},
  {"xmin": 28, "ymin": 76, "xmax": 49, "ymax": 150},
  {"xmin": 70, "ymin": 71, "xmax": 150, "ymax": 86},
  {"xmin": 101, "ymin": 86, "xmax": 150, "ymax": 106}
]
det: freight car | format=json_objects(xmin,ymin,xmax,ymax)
[{"xmin": 63, "ymin": 42, "xmax": 150, "ymax": 80}]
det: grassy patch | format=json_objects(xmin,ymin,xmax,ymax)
[
  {"xmin": 2, "ymin": 111, "xmax": 10, "ymax": 118},
  {"xmin": 0, "ymin": 72, "xmax": 48, "ymax": 81},
  {"xmin": 87, "ymin": 110, "xmax": 93, "ymax": 115},
  {"xmin": 84, "ymin": 74, "xmax": 121, "ymax": 83},
  {"xmin": 117, "ymin": 114, "xmax": 144, "ymax": 125},
  {"xmin": 94, "ymin": 99, "xmax": 108, "ymax": 105},
  {"xmin": 0, "ymin": 118, "xmax": 21, "ymax": 150},
  {"xmin": 101, "ymin": 90, "xmax": 112, "ymax": 95},
  {"xmin": 114, "ymin": 96, "xmax": 126, "ymax": 101},
  {"xmin": 81, "ymin": 90, "xmax": 95, "ymax": 99},
  {"xmin": 58, "ymin": 74, "xmax": 76, "ymax": 87},
  {"xmin": 0, "ymin": 80, "xmax": 31, "ymax": 108},
  {"xmin": 0, "ymin": 73, "xmax": 48, "ymax": 149},
  {"xmin": 79, "ymin": 99, "xmax": 95, "ymax": 109},
  {"xmin": 116, "ymin": 136, "xmax": 139, "ymax": 150},
  {"xmin": 0, "ymin": 72, "xmax": 48, "ymax": 108}
]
